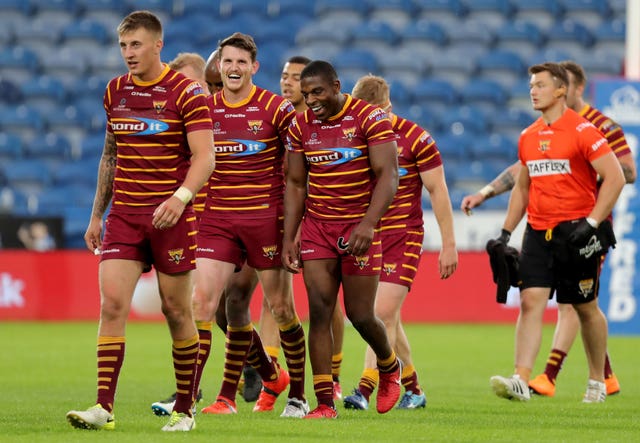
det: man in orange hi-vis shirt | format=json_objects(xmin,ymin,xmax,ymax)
[{"xmin": 488, "ymin": 62, "xmax": 625, "ymax": 404}]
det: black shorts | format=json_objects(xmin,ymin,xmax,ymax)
[{"xmin": 519, "ymin": 222, "xmax": 605, "ymax": 304}]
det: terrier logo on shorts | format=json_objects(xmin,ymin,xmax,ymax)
[
  {"xmin": 153, "ymin": 100, "xmax": 167, "ymax": 114},
  {"xmin": 337, "ymin": 237, "xmax": 349, "ymax": 251},
  {"xmin": 262, "ymin": 245, "xmax": 279, "ymax": 260},
  {"xmin": 383, "ymin": 262, "xmax": 397, "ymax": 276},
  {"xmin": 354, "ymin": 255, "xmax": 370, "ymax": 270},
  {"xmin": 578, "ymin": 278, "xmax": 594, "ymax": 297},
  {"xmin": 248, "ymin": 120, "xmax": 263, "ymax": 134},
  {"xmin": 168, "ymin": 248, "xmax": 185, "ymax": 264}
]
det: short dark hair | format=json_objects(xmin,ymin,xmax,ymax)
[
  {"xmin": 560, "ymin": 60, "xmax": 587, "ymax": 87},
  {"xmin": 287, "ymin": 55, "xmax": 311, "ymax": 66},
  {"xmin": 529, "ymin": 62, "xmax": 568, "ymax": 88},
  {"xmin": 218, "ymin": 32, "xmax": 257, "ymax": 62},
  {"xmin": 117, "ymin": 10, "xmax": 162, "ymax": 39},
  {"xmin": 300, "ymin": 60, "xmax": 338, "ymax": 83}
]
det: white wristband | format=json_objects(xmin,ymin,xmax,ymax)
[
  {"xmin": 173, "ymin": 186, "xmax": 193, "ymax": 204},
  {"xmin": 586, "ymin": 217, "xmax": 599, "ymax": 228},
  {"xmin": 478, "ymin": 184, "xmax": 495, "ymax": 198}
]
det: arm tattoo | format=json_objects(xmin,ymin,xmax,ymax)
[
  {"xmin": 92, "ymin": 133, "xmax": 117, "ymax": 218},
  {"xmin": 491, "ymin": 169, "xmax": 516, "ymax": 195},
  {"xmin": 621, "ymin": 163, "xmax": 635, "ymax": 184}
]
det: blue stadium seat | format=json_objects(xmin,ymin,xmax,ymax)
[
  {"xmin": 78, "ymin": 133, "xmax": 106, "ymax": 161},
  {"xmin": 40, "ymin": 46, "xmax": 90, "ymax": 80},
  {"xmin": 476, "ymin": 49, "xmax": 527, "ymax": 87},
  {"xmin": 527, "ymin": 48, "xmax": 573, "ymax": 66},
  {"xmin": 24, "ymin": 132, "xmax": 72, "ymax": 161},
  {"xmin": 400, "ymin": 19, "xmax": 448, "ymax": 59},
  {"xmin": 414, "ymin": 0, "xmax": 467, "ymax": 27},
  {"xmin": 545, "ymin": 18, "xmax": 594, "ymax": 54},
  {"xmin": 439, "ymin": 105, "xmax": 489, "ymax": 135},
  {"xmin": 0, "ymin": 104, "xmax": 45, "ymax": 141},
  {"xmin": 0, "ymin": 21, "xmax": 13, "ymax": 45},
  {"xmin": 366, "ymin": 0, "xmax": 416, "ymax": 30},
  {"xmin": 459, "ymin": 79, "xmax": 509, "ymax": 109},
  {"xmin": 77, "ymin": 0, "xmax": 129, "ymax": 31},
  {"xmin": 560, "ymin": 0, "xmax": 611, "ymax": 30},
  {"xmin": 13, "ymin": 17, "xmax": 66, "ymax": 56},
  {"xmin": 70, "ymin": 74, "xmax": 111, "ymax": 103},
  {"xmin": 577, "ymin": 49, "xmax": 624, "ymax": 77},
  {"xmin": 63, "ymin": 205, "xmax": 93, "ymax": 248},
  {"xmin": 413, "ymin": 78, "xmax": 459, "ymax": 106},
  {"xmin": 61, "ymin": 18, "xmax": 110, "ymax": 51},
  {"xmin": 0, "ymin": 0, "xmax": 33, "ymax": 20},
  {"xmin": 315, "ymin": 0, "xmax": 369, "ymax": 22},
  {"xmin": 429, "ymin": 47, "xmax": 479, "ymax": 88},
  {"xmin": 52, "ymin": 159, "xmax": 99, "ymax": 188},
  {"xmin": 295, "ymin": 20, "xmax": 351, "ymax": 48},
  {"xmin": 351, "ymin": 20, "xmax": 398, "ymax": 49},
  {"xmin": 46, "ymin": 104, "xmax": 93, "ymax": 141},
  {"xmin": 1, "ymin": 159, "xmax": 52, "ymax": 194},
  {"xmin": 488, "ymin": 108, "xmax": 535, "ymax": 139},
  {"xmin": 124, "ymin": 0, "xmax": 174, "ymax": 20},
  {"xmin": 254, "ymin": 21, "xmax": 298, "ymax": 47},
  {"xmin": 395, "ymin": 104, "xmax": 442, "ymax": 132},
  {"xmin": 33, "ymin": 186, "xmax": 74, "ymax": 216},
  {"xmin": 174, "ymin": 0, "xmax": 221, "ymax": 17},
  {"xmin": 511, "ymin": 0, "xmax": 564, "ymax": 31},
  {"xmin": 0, "ymin": 186, "xmax": 36, "ymax": 215},
  {"xmin": 446, "ymin": 20, "xmax": 496, "ymax": 54},
  {"xmin": 267, "ymin": 0, "xmax": 315, "ymax": 18},
  {"xmin": 378, "ymin": 47, "xmax": 428, "ymax": 87},
  {"xmin": 464, "ymin": 0, "xmax": 515, "ymax": 31},
  {"xmin": 220, "ymin": 0, "xmax": 269, "ymax": 17},
  {"xmin": 30, "ymin": 0, "xmax": 80, "ymax": 24},
  {"xmin": 495, "ymin": 20, "xmax": 545, "ymax": 59},
  {"xmin": 257, "ymin": 41, "xmax": 290, "ymax": 77},
  {"xmin": 85, "ymin": 45, "xmax": 122, "ymax": 78},
  {"xmin": 592, "ymin": 18, "xmax": 625, "ymax": 58},
  {"xmin": 0, "ymin": 46, "xmax": 39, "ymax": 85},
  {"xmin": 332, "ymin": 48, "xmax": 378, "ymax": 79},
  {"xmin": 0, "ymin": 132, "xmax": 22, "ymax": 162},
  {"xmin": 0, "ymin": 78, "xmax": 23, "ymax": 104},
  {"xmin": 469, "ymin": 133, "xmax": 517, "ymax": 161},
  {"xmin": 20, "ymin": 75, "xmax": 68, "ymax": 114},
  {"xmin": 387, "ymin": 79, "xmax": 412, "ymax": 109},
  {"xmin": 434, "ymin": 132, "xmax": 474, "ymax": 162}
]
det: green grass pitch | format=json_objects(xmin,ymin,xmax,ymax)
[{"xmin": 1, "ymin": 321, "xmax": 638, "ymax": 442}]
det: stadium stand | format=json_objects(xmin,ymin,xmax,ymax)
[{"xmin": 0, "ymin": 0, "xmax": 627, "ymax": 246}]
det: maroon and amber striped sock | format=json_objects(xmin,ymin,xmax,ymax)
[
  {"xmin": 264, "ymin": 346, "xmax": 280, "ymax": 366},
  {"xmin": 543, "ymin": 348, "xmax": 567, "ymax": 384},
  {"xmin": 193, "ymin": 321, "xmax": 213, "ymax": 395},
  {"xmin": 279, "ymin": 317, "xmax": 305, "ymax": 399},
  {"xmin": 172, "ymin": 334, "xmax": 199, "ymax": 415},
  {"xmin": 218, "ymin": 324, "xmax": 253, "ymax": 401},
  {"xmin": 358, "ymin": 368, "xmax": 379, "ymax": 401},
  {"xmin": 96, "ymin": 336, "xmax": 125, "ymax": 413},
  {"xmin": 377, "ymin": 350, "xmax": 399, "ymax": 374},
  {"xmin": 401, "ymin": 364, "xmax": 421, "ymax": 395},
  {"xmin": 246, "ymin": 328, "xmax": 278, "ymax": 383},
  {"xmin": 313, "ymin": 374, "xmax": 334, "ymax": 407},
  {"xmin": 604, "ymin": 353, "xmax": 614, "ymax": 379},
  {"xmin": 332, "ymin": 352, "xmax": 343, "ymax": 382}
]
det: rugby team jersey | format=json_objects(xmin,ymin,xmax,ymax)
[
  {"xmin": 579, "ymin": 103, "xmax": 631, "ymax": 159},
  {"xmin": 519, "ymin": 108, "xmax": 613, "ymax": 230},
  {"xmin": 202, "ymin": 85, "xmax": 295, "ymax": 218},
  {"xmin": 381, "ymin": 114, "xmax": 443, "ymax": 230},
  {"xmin": 104, "ymin": 64, "xmax": 213, "ymax": 214},
  {"xmin": 193, "ymin": 94, "xmax": 216, "ymax": 218},
  {"xmin": 287, "ymin": 94, "xmax": 396, "ymax": 222}
]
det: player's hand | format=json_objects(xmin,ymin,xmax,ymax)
[
  {"xmin": 84, "ymin": 216, "xmax": 103, "ymax": 254},
  {"xmin": 495, "ymin": 229, "xmax": 511, "ymax": 245},
  {"xmin": 347, "ymin": 221, "xmax": 375, "ymax": 256},
  {"xmin": 568, "ymin": 218, "xmax": 597, "ymax": 246},
  {"xmin": 460, "ymin": 192, "xmax": 485, "ymax": 216},
  {"xmin": 438, "ymin": 245, "xmax": 458, "ymax": 279},
  {"xmin": 282, "ymin": 239, "xmax": 301, "ymax": 273},
  {"xmin": 152, "ymin": 196, "xmax": 186, "ymax": 230}
]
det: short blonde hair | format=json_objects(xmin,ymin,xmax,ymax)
[
  {"xmin": 168, "ymin": 52, "xmax": 206, "ymax": 76},
  {"xmin": 351, "ymin": 74, "xmax": 389, "ymax": 107}
]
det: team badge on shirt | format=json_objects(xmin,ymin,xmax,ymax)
[
  {"xmin": 343, "ymin": 127, "xmax": 356, "ymax": 141},
  {"xmin": 153, "ymin": 100, "xmax": 167, "ymax": 114},
  {"xmin": 168, "ymin": 248, "xmax": 185, "ymax": 264},
  {"xmin": 383, "ymin": 262, "xmax": 397, "ymax": 276},
  {"xmin": 354, "ymin": 255, "xmax": 370, "ymax": 270},
  {"xmin": 262, "ymin": 245, "xmax": 279, "ymax": 260},
  {"xmin": 538, "ymin": 140, "xmax": 550, "ymax": 152},
  {"xmin": 248, "ymin": 120, "xmax": 263, "ymax": 134}
]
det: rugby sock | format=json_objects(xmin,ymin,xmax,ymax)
[
  {"xmin": 193, "ymin": 321, "xmax": 213, "ymax": 395},
  {"xmin": 172, "ymin": 334, "xmax": 199, "ymax": 416},
  {"xmin": 96, "ymin": 336, "xmax": 125, "ymax": 413},
  {"xmin": 265, "ymin": 346, "xmax": 280, "ymax": 365},
  {"xmin": 377, "ymin": 350, "xmax": 399, "ymax": 374},
  {"xmin": 604, "ymin": 353, "xmax": 613, "ymax": 379},
  {"xmin": 246, "ymin": 327, "xmax": 278, "ymax": 382},
  {"xmin": 279, "ymin": 317, "xmax": 306, "ymax": 399},
  {"xmin": 358, "ymin": 368, "xmax": 379, "ymax": 401},
  {"xmin": 543, "ymin": 348, "xmax": 567, "ymax": 383},
  {"xmin": 313, "ymin": 374, "xmax": 334, "ymax": 407},
  {"xmin": 332, "ymin": 352, "xmax": 343, "ymax": 382},
  {"xmin": 401, "ymin": 363, "xmax": 421, "ymax": 395},
  {"xmin": 218, "ymin": 324, "xmax": 253, "ymax": 402}
]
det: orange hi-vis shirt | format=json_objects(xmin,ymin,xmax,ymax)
[{"xmin": 519, "ymin": 108, "xmax": 613, "ymax": 230}]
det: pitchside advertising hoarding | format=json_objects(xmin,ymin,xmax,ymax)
[{"xmin": 594, "ymin": 78, "xmax": 640, "ymax": 335}]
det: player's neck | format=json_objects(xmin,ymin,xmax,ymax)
[
  {"xmin": 223, "ymin": 82, "xmax": 254, "ymax": 104},
  {"xmin": 541, "ymin": 102, "xmax": 567, "ymax": 126},
  {"xmin": 134, "ymin": 61, "xmax": 164, "ymax": 83}
]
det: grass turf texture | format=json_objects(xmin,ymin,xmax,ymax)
[{"xmin": 1, "ymin": 322, "xmax": 638, "ymax": 442}]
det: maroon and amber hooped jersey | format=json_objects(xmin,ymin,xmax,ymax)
[
  {"xmin": 382, "ymin": 114, "xmax": 443, "ymax": 230},
  {"xmin": 287, "ymin": 94, "xmax": 396, "ymax": 222},
  {"xmin": 104, "ymin": 64, "xmax": 213, "ymax": 214},
  {"xmin": 202, "ymin": 85, "xmax": 295, "ymax": 219}
]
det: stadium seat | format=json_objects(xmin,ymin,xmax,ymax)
[
  {"xmin": 351, "ymin": 20, "xmax": 398, "ymax": 50},
  {"xmin": 377, "ymin": 47, "xmax": 428, "ymax": 87},
  {"xmin": 332, "ymin": 48, "xmax": 379, "ymax": 79},
  {"xmin": 488, "ymin": 108, "xmax": 535, "ymax": 139},
  {"xmin": 413, "ymin": 78, "xmax": 459, "ymax": 106},
  {"xmin": 400, "ymin": 19, "xmax": 448, "ymax": 59},
  {"xmin": 77, "ymin": 0, "xmax": 129, "ymax": 31},
  {"xmin": 469, "ymin": 133, "xmax": 517, "ymax": 161},
  {"xmin": 0, "ymin": 132, "xmax": 23, "ymax": 162},
  {"xmin": 430, "ymin": 47, "xmax": 479, "ymax": 88},
  {"xmin": 560, "ymin": 0, "xmax": 611, "ymax": 30},
  {"xmin": 61, "ymin": 18, "xmax": 110, "ymax": 51},
  {"xmin": 0, "ymin": 104, "xmax": 45, "ymax": 142},
  {"xmin": 0, "ymin": 0, "xmax": 33, "ymax": 21},
  {"xmin": 0, "ymin": 78, "xmax": 23, "ymax": 104},
  {"xmin": 124, "ymin": 0, "xmax": 174, "ymax": 21},
  {"xmin": 315, "ymin": 0, "xmax": 369, "ymax": 23},
  {"xmin": 459, "ymin": 79, "xmax": 509, "ymax": 110},
  {"xmin": 439, "ymin": 105, "xmax": 489, "ymax": 135},
  {"xmin": 52, "ymin": 159, "xmax": 99, "ymax": 188},
  {"xmin": 387, "ymin": 79, "xmax": 413, "ymax": 109},
  {"xmin": 366, "ymin": 0, "xmax": 416, "ymax": 30},
  {"xmin": 545, "ymin": 18, "xmax": 594, "ymax": 54},
  {"xmin": 46, "ymin": 104, "xmax": 93, "ymax": 143},
  {"xmin": 0, "ymin": 186, "xmax": 36, "ymax": 215},
  {"xmin": 39, "ymin": 47, "xmax": 90, "ymax": 81},
  {"xmin": 295, "ymin": 21, "xmax": 351, "ymax": 48},
  {"xmin": 85, "ymin": 44, "xmax": 123, "ymax": 78},
  {"xmin": 30, "ymin": 0, "xmax": 80, "ymax": 24},
  {"xmin": 433, "ymin": 132, "xmax": 474, "ymax": 162},
  {"xmin": 476, "ymin": 49, "xmax": 527, "ymax": 87},
  {"xmin": 591, "ymin": 18, "xmax": 626, "ymax": 58},
  {"xmin": 220, "ymin": 0, "xmax": 269, "ymax": 18},
  {"xmin": 0, "ymin": 46, "xmax": 39, "ymax": 85},
  {"xmin": 63, "ymin": 205, "xmax": 93, "ymax": 248},
  {"xmin": 174, "ymin": 0, "xmax": 221, "ymax": 17},
  {"xmin": 1, "ymin": 159, "xmax": 52, "ymax": 194},
  {"xmin": 254, "ymin": 21, "xmax": 298, "ymax": 47},
  {"xmin": 446, "ymin": 20, "xmax": 496, "ymax": 54},
  {"xmin": 577, "ymin": 48, "xmax": 624, "ymax": 77},
  {"xmin": 395, "ymin": 104, "xmax": 442, "ymax": 132},
  {"xmin": 267, "ymin": 0, "xmax": 314, "ymax": 18},
  {"xmin": 511, "ymin": 0, "xmax": 565, "ymax": 31},
  {"xmin": 527, "ymin": 48, "xmax": 573, "ymax": 66},
  {"xmin": 495, "ymin": 20, "xmax": 546, "ymax": 59},
  {"xmin": 13, "ymin": 17, "xmax": 67, "ymax": 58},
  {"xmin": 0, "ymin": 21, "xmax": 12, "ymax": 46},
  {"xmin": 78, "ymin": 133, "xmax": 107, "ymax": 162},
  {"xmin": 24, "ymin": 132, "xmax": 72, "ymax": 161},
  {"xmin": 414, "ymin": 0, "xmax": 468, "ymax": 27},
  {"xmin": 20, "ymin": 75, "xmax": 68, "ymax": 114},
  {"xmin": 33, "ymin": 186, "xmax": 74, "ymax": 216},
  {"xmin": 464, "ymin": 0, "xmax": 515, "ymax": 31}
]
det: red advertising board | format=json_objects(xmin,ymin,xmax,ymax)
[{"xmin": 0, "ymin": 250, "xmax": 558, "ymax": 323}]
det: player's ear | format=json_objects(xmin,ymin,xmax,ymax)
[{"xmin": 554, "ymin": 85, "xmax": 566, "ymax": 98}]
